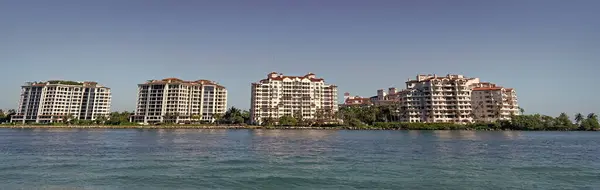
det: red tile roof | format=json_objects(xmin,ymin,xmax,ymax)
[
  {"xmin": 472, "ymin": 87, "xmax": 503, "ymax": 91},
  {"xmin": 344, "ymin": 97, "xmax": 372, "ymax": 105}
]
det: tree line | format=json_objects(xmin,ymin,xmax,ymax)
[
  {"xmin": 3, "ymin": 105, "xmax": 598, "ymax": 131},
  {"xmin": 334, "ymin": 105, "xmax": 599, "ymax": 131}
]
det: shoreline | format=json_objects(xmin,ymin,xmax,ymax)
[
  {"xmin": 0, "ymin": 125, "xmax": 595, "ymax": 131},
  {"xmin": 0, "ymin": 125, "xmax": 342, "ymax": 130}
]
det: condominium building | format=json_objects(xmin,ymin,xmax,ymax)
[
  {"xmin": 399, "ymin": 74, "xmax": 480, "ymax": 123},
  {"xmin": 11, "ymin": 80, "xmax": 111, "ymax": 123},
  {"xmin": 250, "ymin": 72, "xmax": 338, "ymax": 124},
  {"xmin": 131, "ymin": 78, "xmax": 227, "ymax": 124},
  {"xmin": 341, "ymin": 88, "xmax": 400, "ymax": 108},
  {"xmin": 371, "ymin": 88, "xmax": 401, "ymax": 106},
  {"xmin": 471, "ymin": 82, "xmax": 520, "ymax": 122},
  {"xmin": 341, "ymin": 92, "xmax": 372, "ymax": 107}
]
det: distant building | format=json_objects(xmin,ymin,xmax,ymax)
[
  {"xmin": 390, "ymin": 74, "xmax": 520, "ymax": 124},
  {"xmin": 11, "ymin": 80, "xmax": 111, "ymax": 123},
  {"xmin": 250, "ymin": 72, "xmax": 338, "ymax": 124},
  {"xmin": 341, "ymin": 92, "xmax": 372, "ymax": 107},
  {"xmin": 342, "ymin": 87, "xmax": 401, "ymax": 108},
  {"xmin": 371, "ymin": 88, "xmax": 401, "ymax": 106},
  {"xmin": 471, "ymin": 82, "xmax": 520, "ymax": 122},
  {"xmin": 398, "ymin": 74, "xmax": 481, "ymax": 123},
  {"xmin": 130, "ymin": 78, "xmax": 227, "ymax": 124}
]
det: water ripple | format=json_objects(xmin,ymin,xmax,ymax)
[{"xmin": 0, "ymin": 129, "xmax": 599, "ymax": 189}]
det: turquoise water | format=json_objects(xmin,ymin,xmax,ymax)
[{"xmin": 0, "ymin": 129, "xmax": 599, "ymax": 189}]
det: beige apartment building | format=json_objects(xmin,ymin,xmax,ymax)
[
  {"xmin": 11, "ymin": 80, "xmax": 111, "ymax": 123},
  {"xmin": 398, "ymin": 74, "xmax": 481, "ymax": 123},
  {"xmin": 131, "ymin": 78, "xmax": 227, "ymax": 124},
  {"xmin": 250, "ymin": 72, "xmax": 338, "ymax": 124},
  {"xmin": 391, "ymin": 74, "xmax": 519, "ymax": 123},
  {"xmin": 471, "ymin": 82, "xmax": 520, "ymax": 122}
]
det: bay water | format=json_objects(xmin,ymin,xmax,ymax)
[{"xmin": 0, "ymin": 129, "xmax": 599, "ymax": 189}]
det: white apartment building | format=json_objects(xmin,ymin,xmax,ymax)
[
  {"xmin": 471, "ymin": 83, "xmax": 520, "ymax": 122},
  {"xmin": 399, "ymin": 74, "xmax": 480, "ymax": 123},
  {"xmin": 11, "ymin": 81, "xmax": 111, "ymax": 123},
  {"xmin": 250, "ymin": 72, "xmax": 338, "ymax": 124},
  {"xmin": 131, "ymin": 78, "xmax": 227, "ymax": 124}
]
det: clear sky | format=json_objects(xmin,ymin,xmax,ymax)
[{"xmin": 1, "ymin": 0, "xmax": 598, "ymax": 117}]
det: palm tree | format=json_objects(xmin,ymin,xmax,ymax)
[
  {"xmin": 293, "ymin": 110, "xmax": 304, "ymax": 126},
  {"xmin": 0, "ymin": 109, "xmax": 6, "ymax": 122},
  {"xmin": 588, "ymin": 113, "xmax": 598, "ymax": 120},
  {"xmin": 224, "ymin": 107, "xmax": 242, "ymax": 124},
  {"xmin": 191, "ymin": 114, "xmax": 202, "ymax": 124},
  {"xmin": 95, "ymin": 115, "xmax": 107, "ymax": 124},
  {"xmin": 162, "ymin": 113, "xmax": 179, "ymax": 124},
  {"xmin": 314, "ymin": 109, "xmax": 325, "ymax": 126},
  {"xmin": 212, "ymin": 113, "xmax": 223, "ymax": 125},
  {"xmin": 63, "ymin": 114, "xmax": 76, "ymax": 125},
  {"xmin": 518, "ymin": 107, "xmax": 525, "ymax": 115},
  {"xmin": 241, "ymin": 110, "xmax": 250, "ymax": 124},
  {"xmin": 575, "ymin": 113, "xmax": 584, "ymax": 125}
]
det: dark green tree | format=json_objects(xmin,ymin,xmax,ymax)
[
  {"xmin": 261, "ymin": 117, "xmax": 276, "ymax": 126},
  {"xmin": 580, "ymin": 114, "xmax": 600, "ymax": 131},
  {"xmin": 518, "ymin": 107, "xmax": 525, "ymax": 115},
  {"xmin": 278, "ymin": 115, "xmax": 297, "ymax": 126},
  {"xmin": 107, "ymin": 111, "xmax": 132, "ymax": 125},
  {"xmin": 555, "ymin": 113, "xmax": 575, "ymax": 130},
  {"xmin": 95, "ymin": 115, "xmax": 108, "ymax": 125},
  {"xmin": 222, "ymin": 107, "xmax": 244, "ymax": 124},
  {"xmin": 212, "ymin": 113, "xmax": 223, "ymax": 125},
  {"xmin": 0, "ymin": 109, "xmax": 6, "ymax": 123},
  {"xmin": 575, "ymin": 113, "xmax": 584, "ymax": 125},
  {"xmin": 241, "ymin": 110, "xmax": 251, "ymax": 124}
]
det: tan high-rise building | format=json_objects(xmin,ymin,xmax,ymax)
[
  {"xmin": 399, "ymin": 74, "xmax": 480, "ymax": 123},
  {"xmin": 396, "ymin": 74, "xmax": 519, "ymax": 124},
  {"xmin": 471, "ymin": 82, "xmax": 520, "ymax": 122},
  {"xmin": 11, "ymin": 80, "xmax": 111, "ymax": 123},
  {"xmin": 250, "ymin": 72, "xmax": 338, "ymax": 124},
  {"xmin": 131, "ymin": 78, "xmax": 227, "ymax": 124}
]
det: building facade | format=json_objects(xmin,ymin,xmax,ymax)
[
  {"xmin": 131, "ymin": 78, "xmax": 227, "ymax": 124},
  {"xmin": 398, "ymin": 74, "xmax": 481, "ymax": 123},
  {"xmin": 471, "ymin": 83, "xmax": 520, "ymax": 122},
  {"xmin": 11, "ymin": 81, "xmax": 111, "ymax": 123},
  {"xmin": 250, "ymin": 72, "xmax": 338, "ymax": 124},
  {"xmin": 370, "ymin": 88, "xmax": 401, "ymax": 106}
]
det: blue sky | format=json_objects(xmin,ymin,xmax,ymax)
[{"xmin": 1, "ymin": 0, "xmax": 598, "ymax": 117}]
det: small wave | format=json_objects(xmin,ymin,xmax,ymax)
[
  {"xmin": 511, "ymin": 166, "xmax": 583, "ymax": 172},
  {"xmin": 215, "ymin": 159, "xmax": 263, "ymax": 165}
]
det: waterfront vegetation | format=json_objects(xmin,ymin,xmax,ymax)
[
  {"xmin": 1, "ymin": 106, "xmax": 598, "ymax": 131},
  {"xmin": 0, "ymin": 109, "xmax": 16, "ymax": 124},
  {"xmin": 334, "ymin": 106, "xmax": 599, "ymax": 131}
]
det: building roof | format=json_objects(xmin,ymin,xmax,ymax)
[
  {"xmin": 143, "ymin": 78, "xmax": 225, "ymax": 88},
  {"xmin": 24, "ymin": 80, "xmax": 107, "ymax": 88},
  {"xmin": 266, "ymin": 72, "xmax": 324, "ymax": 82},
  {"xmin": 344, "ymin": 96, "xmax": 372, "ymax": 105},
  {"xmin": 472, "ymin": 87, "xmax": 503, "ymax": 91},
  {"xmin": 269, "ymin": 76, "xmax": 324, "ymax": 82},
  {"xmin": 406, "ymin": 74, "xmax": 476, "ymax": 83}
]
